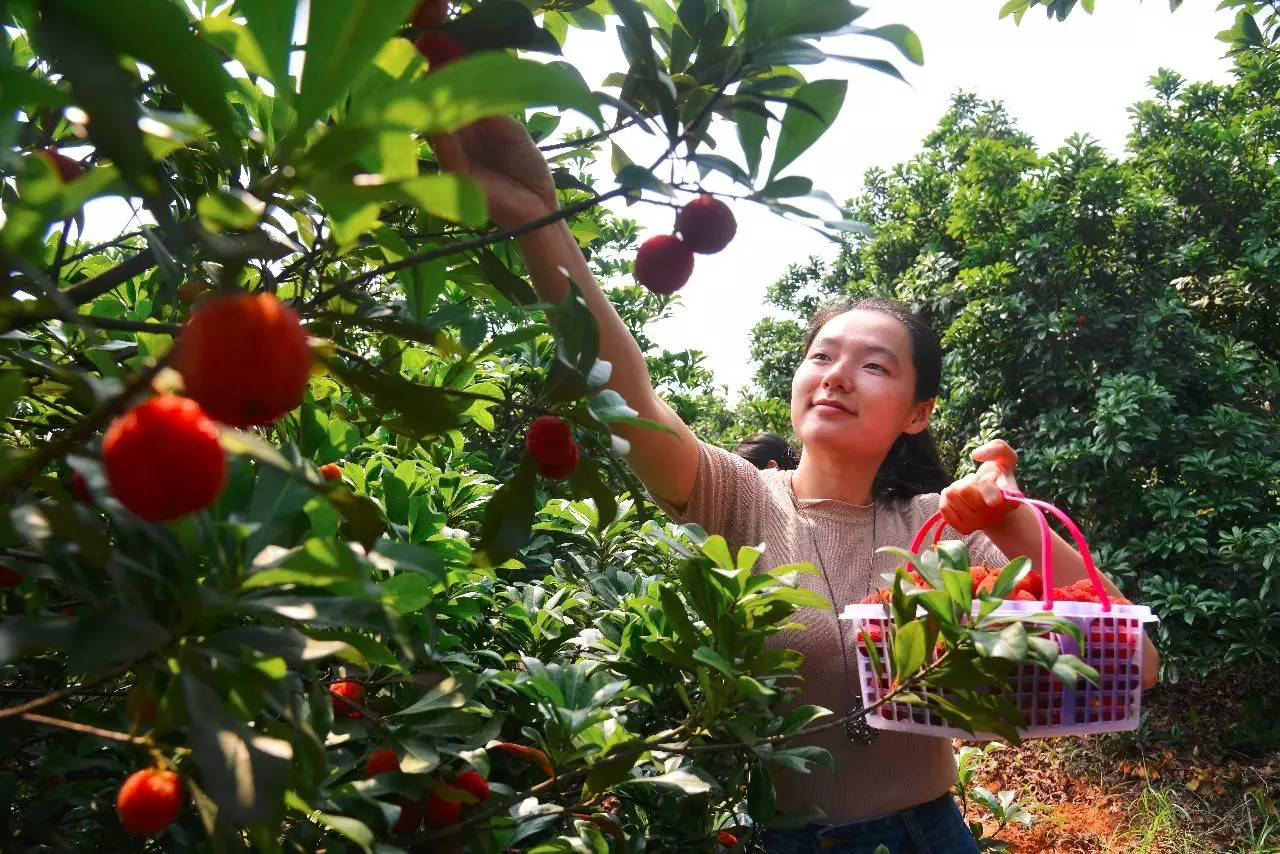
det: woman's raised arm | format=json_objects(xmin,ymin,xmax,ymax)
[{"xmin": 432, "ymin": 117, "xmax": 700, "ymax": 506}]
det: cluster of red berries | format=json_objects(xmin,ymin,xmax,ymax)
[
  {"xmin": 363, "ymin": 747, "xmax": 491, "ymax": 833},
  {"xmin": 409, "ymin": 0, "xmax": 464, "ymax": 70},
  {"xmin": 100, "ymin": 293, "xmax": 312, "ymax": 522},
  {"xmin": 526, "ymin": 415, "xmax": 579, "ymax": 480},
  {"xmin": 859, "ymin": 564, "xmax": 1131, "ymax": 620},
  {"xmin": 634, "ymin": 195, "xmax": 737, "ymax": 294}
]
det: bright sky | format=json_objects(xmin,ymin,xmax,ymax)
[
  {"xmin": 72, "ymin": 2, "xmax": 1238, "ymax": 399},
  {"xmin": 563, "ymin": 1, "xmax": 1239, "ymax": 397}
]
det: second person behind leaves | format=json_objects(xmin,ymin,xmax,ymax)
[
  {"xmin": 431, "ymin": 116, "xmax": 1158, "ymax": 853},
  {"xmin": 733, "ymin": 431, "xmax": 799, "ymax": 470}
]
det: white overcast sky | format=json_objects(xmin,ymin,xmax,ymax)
[
  {"xmin": 564, "ymin": 1, "xmax": 1240, "ymax": 397},
  {"xmin": 74, "ymin": 1, "xmax": 1238, "ymax": 397}
]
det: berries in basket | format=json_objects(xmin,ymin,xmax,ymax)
[{"xmin": 839, "ymin": 492, "xmax": 1155, "ymax": 741}]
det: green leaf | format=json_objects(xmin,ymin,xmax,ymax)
[
  {"xmin": 313, "ymin": 813, "xmax": 374, "ymax": 853},
  {"xmin": 973, "ymin": 622, "xmax": 1028, "ymax": 663},
  {"xmin": 323, "ymin": 356, "xmax": 465, "ymax": 438},
  {"xmin": 392, "ymin": 674, "xmax": 472, "ymax": 716},
  {"xmin": 567, "ymin": 456, "xmax": 618, "ymax": 530},
  {"xmin": 32, "ymin": 13, "xmax": 161, "ymax": 199},
  {"xmin": 181, "ymin": 671, "xmax": 292, "ymax": 826},
  {"xmin": 380, "ymin": 573, "xmax": 434, "ymax": 614},
  {"xmin": 448, "ymin": 1, "xmax": 563, "ymax": 54},
  {"xmin": 769, "ymin": 79, "xmax": 847, "ymax": 181},
  {"xmin": 745, "ymin": 0, "xmax": 865, "ymax": 43},
  {"xmin": 692, "ymin": 645, "xmax": 736, "ymax": 677},
  {"xmin": 478, "ymin": 457, "xmax": 539, "ymax": 564},
  {"xmin": 0, "ymin": 66, "xmax": 71, "ymax": 110},
  {"xmin": 989, "ymin": 556, "xmax": 1031, "ymax": 599},
  {"xmin": 893, "ymin": 619, "xmax": 926, "ymax": 677},
  {"xmin": 235, "ymin": 0, "xmax": 299, "ymax": 89},
  {"xmin": 296, "ymin": 0, "xmax": 419, "ymax": 131},
  {"xmin": 941, "ymin": 568, "xmax": 973, "ymax": 614},
  {"xmin": 358, "ymin": 54, "xmax": 603, "ymax": 134},
  {"xmin": 46, "ymin": 0, "xmax": 240, "ymax": 143},
  {"xmin": 197, "ymin": 190, "xmax": 262, "ymax": 233},
  {"xmin": 936, "ymin": 540, "xmax": 970, "ymax": 573},
  {"xmin": 862, "ymin": 24, "xmax": 924, "ymax": 64},
  {"xmin": 618, "ymin": 767, "xmax": 717, "ymax": 795}
]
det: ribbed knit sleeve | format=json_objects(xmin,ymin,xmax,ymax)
[{"xmin": 654, "ymin": 440, "xmax": 778, "ymax": 550}]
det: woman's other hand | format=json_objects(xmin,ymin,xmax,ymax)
[
  {"xmin": 939, "ymin": 439, "xmax": 1022, "ymax": 534},
  {"xmin": 430, "ymin": 116, "xmax": 557, "ymax": 230}
]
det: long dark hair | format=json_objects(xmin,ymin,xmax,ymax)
[{"xmin": 802, "ymin": 297, "xmax": 949, "ymax": 502}]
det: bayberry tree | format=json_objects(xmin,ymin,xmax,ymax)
[{"xmin": 0, "ymin": 1, "xmax": 1094, "ymax": 849}]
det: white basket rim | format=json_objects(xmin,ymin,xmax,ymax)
[{"xmin": 839, "ymin": 600, "xmax": 1157, "ymax": 623}]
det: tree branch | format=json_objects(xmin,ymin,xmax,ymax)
[{"xmin": 20, "ymin": 712, "xmax": 151, "ymax": 745}]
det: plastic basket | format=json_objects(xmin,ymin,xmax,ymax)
[{"xmin": 839, "ymin": 490, "xmax": 1156, "ymax": 740}]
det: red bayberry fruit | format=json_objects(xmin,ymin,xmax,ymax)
[
  {"xmin": 451, "ymin": 769, "xmax": 490, "ymax": 804},
  {"xmin": 526, "ymin": 415, "xmax": 579, "ymax": 480},
  {"xmin": 857, "ymin": 624, "xmax": 884, "ymax": 645},
  {"xmin": 0, "ymin": 564, "xmax": 22, "ymax": 587},
  {"xmin": 1013, "ymin": 569, "xmax": 1042, "ymax": 599},
  {"xmin": 676, "ymin": 195, "xmax": 737, "ymax": 254},
  {"xmin": 392, "ymin": 796, "xmax": 423, "ymax": 834},
  {"xmin": 178, "ymin": 281, "xmax": 209, "ymax": 306},
  {"xmin": 414, "ymin": 31, "xmax": 465, "ymax": 70},
  {"xmin": 1011, "ymin": 589, "xmax": 1037, "ymax": 601},
  {"xmin": 70, "ymin": 470, "xmax": 91, "ymax": 503},
  {"xmin": 718, "ymin": 831, "xmax": 740, "ymax": 846},
  {"xmin": 103, "ymin": 396, "xmax": 227, "ymax": 522},
  {"xmin": 319, "ymin": 462, "xmax": 343, "ymax": 481},
  {"xmin": 409, "ymin": 0, "xmax": 448, "ymax": 28},
  {"xmin": 634, "ymin": 234, "xmax": 695, "ymax": 294},
  {"xmin": 116, "ymin": 768, "xmax": 182, "ymax": 835},
  {"xmin": 1076, "ymin": 313, "xmax": 1088, "ymax": 328},
  {"xmin": 174, "ymin": 293, "xmax": 312, "ymax": 428},
  {"xmin": 968, "ymin": 565, "xmax": 990, "ymax": 594},
  {"xmin": 423, "ymin": 790, "xmax": 463, "ymax": 828},
  {"xmin": 329, "ymin": 680, "xmax": 365, "ymax": 719},
  {"xmin": 40, "ymin": 148, "xmax": 82, "ymax": 183},
  {"xmin": 364, "ymin": 748, "xmax": 399, "ymax": 778}
]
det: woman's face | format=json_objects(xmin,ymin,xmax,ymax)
[{"xmin": 790, "ymin": 309, "xmax": 933, "ymax": 459}]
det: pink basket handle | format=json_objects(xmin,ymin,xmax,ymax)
[{"xmin": 906, "ymin": 490, "xmax": 1112, "ymax": 611}]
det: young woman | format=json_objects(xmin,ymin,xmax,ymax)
[{"xmin": 433, "ymin": 117, "xmax": 1159, "ymax": 853}]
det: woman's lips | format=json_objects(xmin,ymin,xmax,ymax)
[{"xmin": 813, "ymin": 400, "xmax": 853, "ymax": 415}]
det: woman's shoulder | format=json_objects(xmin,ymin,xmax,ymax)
[{"xmin": 886, "ymin": 492, "xmax": 942, "ymax": 523}]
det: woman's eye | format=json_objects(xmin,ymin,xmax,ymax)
[
  {"xmin": 865, "ymin": 362, "xmax": 886, "ymax": 373},
  {"xmin": 810, "ymin": 352, "xmax": 830, "ymax": 362}
]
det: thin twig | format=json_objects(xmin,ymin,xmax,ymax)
[
  {"xmin": 0, "ymin": 665, "xmax": 132, "ymax": 720},
  {"xmin": 20, "ymin": 712, "xmax": 151, "ymax": 745}
]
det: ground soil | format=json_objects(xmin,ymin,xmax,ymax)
[{"xmin": 961, "ymin": 669, "xmax": 1280, "ymax": 853}]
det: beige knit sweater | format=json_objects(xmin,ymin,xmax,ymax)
[{"xmin": 660, "ymin": 441, "xmax": 1008, "ymax": 822}]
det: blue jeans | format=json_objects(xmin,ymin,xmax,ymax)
[{"xmin": 760, "ymin": 794, "xmax": 978, "ymax": 854}]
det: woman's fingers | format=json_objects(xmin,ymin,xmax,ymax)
[
  {"xmin": 971, "ymin": 438, "xmax": 1017, "ymax": 468},
  {"xmin": 428, "ymin": 132, "xmax": 467, "ymax": 173}
]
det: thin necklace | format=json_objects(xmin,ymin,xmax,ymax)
[{"xmin": 807, "ymin": 502, "xmax": 880, "ymax": 745}]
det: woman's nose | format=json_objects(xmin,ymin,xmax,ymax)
[{"xmin": 821, "ymin": 361, "xmax": 854, "ymax": 392}]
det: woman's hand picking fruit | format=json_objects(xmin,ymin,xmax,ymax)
[
  {"xmin": 431, "ymin": 116, "xmax": 558, "ymax": 231},
  {"xmin": 939, "ymin": 438, "xmax": 1022, "ymax": 534}
]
